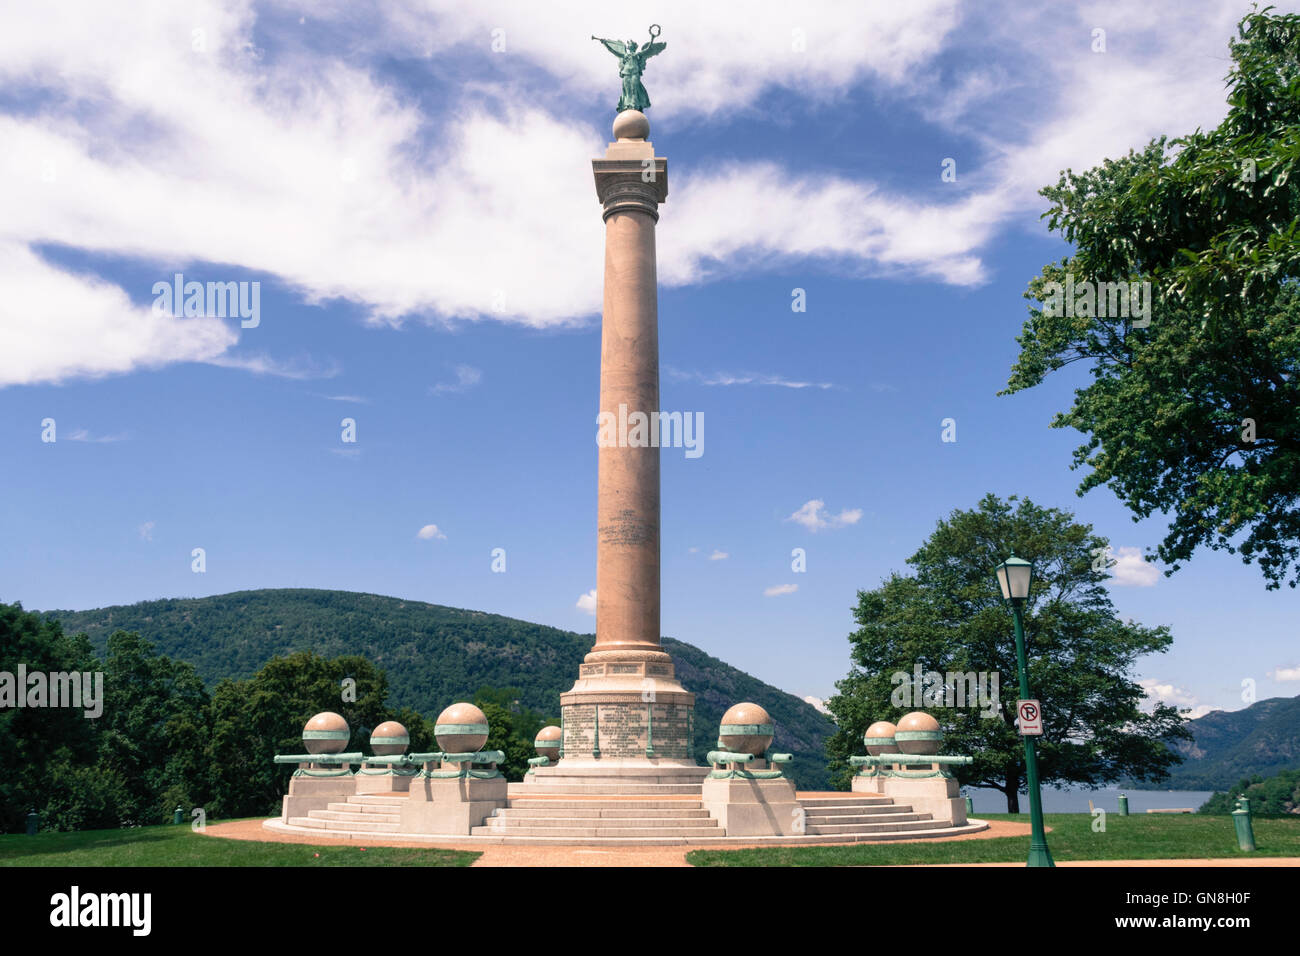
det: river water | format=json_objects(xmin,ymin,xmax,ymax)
[{"xmin": 964, "ymin": 786, "xmax": 1217, "ymax": 814}]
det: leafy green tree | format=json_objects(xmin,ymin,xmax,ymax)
[
  {"xmin": 472, "ymin": 686, "xmax": 555, "ymax": 781},
  {"xmin": 96, "ymin": 630, "xmax": 211, "ymax": 825},
  {"xmin": 826, "ymin": 495, "xmax": 1191, "ymax": 811},
  {"xmin": 1199, "ymin": 767, "xmax": 1300, "ymax": 814},
  {"xmin": 1002, "ymin": 8, "xmax": 1300, "ymax": 589},
  {"xmin": 205, "ymin": 652, "xmax": 393, "ymax": 818},
  {"xmin": 0, "ymin": 603, "xmax": 103, "ymax": 832}
]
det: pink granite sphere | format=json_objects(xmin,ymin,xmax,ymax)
[
  {"xmin": 435, "ymin": 702, "xmax": 489, "ymax": 754},
  {"xmin": 864, "ymin": 721, "xmax": 899, "ymax": 755},
  {"xmin": 302, "ymin": 712, "xmax": 350, "ymax": 755},
  {"xmin": 613, "ymin": 109, "xmax": 650, "ymax": 141},
  {"xmin": 370, "ymin": 720, "xmax": 409, "ymax": 756},
  {"xmin": 718, "ymin": 702, "xmax": 774, "ymax": 757},
  {"xmin": 895, "ymin": 711, "xmax": 942, "ymax": 755},
  {"xmin": 534, "ymin": 725, "xmax": 562, "ymax": 763}
]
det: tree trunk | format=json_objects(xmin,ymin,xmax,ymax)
[{"xmin": 1005, "ymin": 776, "xmax": 1021, "ymax": 813}]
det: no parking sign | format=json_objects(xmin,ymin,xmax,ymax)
[{"xmin": 1017, "ymin": 699, "xmax": 1043, "ymax": 736}]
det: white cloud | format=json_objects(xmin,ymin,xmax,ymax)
[
  {"xmin": 786, "ymin": 499, "xmax": 862, "ymax": 533},
  {"xmin": 576, "ymin": 588, "xmax": 597, "ymax": 615},
  {"xmin": 1139, "ymin": 678, "xmax": 1218, "ymax": 719},
  {"xmin": 416, "ymin": 524, "xmax": 446, "ymax": 540},
  {"xmin": 1110, "ymin": 547, "xmax": 1160, "ymax": 587},
  {"xmin": 0, "ymin": 243, "xmax": 237, "ymax": 388},
  {"xmin": 138, "ymin": 521, "xmax": 154, "ymax": 542},
  {"xmin": 668, "ymin": 368, "xmax": 835, "ymax": 390},
  {"xmin": 0, "ymin": 0, "xmax": 1266, "ymax": 387},
  {"xmin": 764, "ymin": 583, "xmax": 798, "ymax": 597},
  {"xmin": 65, "ymin": 428, "xmax": 128, "ymax": 443},
  {"xmin": 1270, "ymin": 666, "xmax": 1300, "ymax": 682},
  {"xmin": 802, "ymin": 695, "xmax": 830, "ymax": 715},
  {"xmin": 431, "ymin": 364, "xmax": 483, "ymax": 394},
  {"xmin": 709, "ymin": 550, "xmax": 729, "ymax": 561}
]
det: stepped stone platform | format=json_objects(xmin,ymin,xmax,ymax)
[{"xmin": 265, "ymin": 787, "xmax": 988, "ymax": 846}]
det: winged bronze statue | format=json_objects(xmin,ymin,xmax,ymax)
[{"xmin": 592, "ymin": 25, "xmax": 666, "ymax": 113}]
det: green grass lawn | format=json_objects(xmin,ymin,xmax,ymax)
[
  {"xmin": 686, "ymin": 813, "xmax": 1300, "ymax": 866},
  {"xmin": 0, "ymin": 820, "xmax": 479, "ymax": 867}
]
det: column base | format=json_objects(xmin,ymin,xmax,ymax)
[{"xmin": 560, "ymin": 649, "xmax": 696, "ymax": 761}]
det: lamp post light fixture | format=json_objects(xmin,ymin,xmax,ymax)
[{"xmin": 994, "ymin": 553, "xmax": 1055, "ymax": 868}]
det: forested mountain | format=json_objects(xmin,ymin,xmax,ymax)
[
  {"xmin": 46, "ymin": 588, "xmax": 836, "ymax": 789},
  {"xmin": 1149, "ymin": 696, "xmax": 1300, "ymax": 791}
]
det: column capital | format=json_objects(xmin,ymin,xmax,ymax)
[{"xmin": 593, "ymin": 155, "xmax": 668, "ymax": 221}]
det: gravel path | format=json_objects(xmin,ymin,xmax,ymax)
[{"xmin": 200, "ymin": 816, "xmax": 1033, "ymax": 867}]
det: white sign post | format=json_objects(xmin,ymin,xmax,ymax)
[{"xmin": 1017, "ymin": 699, "xmax": 1043, "ymax": 736}]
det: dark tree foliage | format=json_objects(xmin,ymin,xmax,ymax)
[
  {"xmin": 826, "ymin": 495, "xmax": 1191, "ymax": 811},
  {"xmin": 1003, "ymin": 8, "xmax": 1300, "ymax": 589}
]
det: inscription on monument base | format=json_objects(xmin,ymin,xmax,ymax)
[{"xmin": 561, "ymin": 700, "xmax": 693, "ymax": 759}]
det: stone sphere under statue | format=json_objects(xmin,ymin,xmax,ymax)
[
  {"xmin": 370, "ymin": 720, "xmax": 409, "ymax": 756},
  {"xmin": 613, "ymin": 109, "xmax": 650, "ymax": 141},
  {"xmin": 864, "ymin": 720, "xmax": 900, "ymax": 755},
  {"xmin": 534, "ymin": 725, "xmax": 562, "ymax": 762},
  {"xmin": 302, "ymin": 711, "xmax": 350, "ymax": 754},
  {"xmin": 718, "ymin": 702, "xmax": 774, "ymax": 757},
  {"xmin": 435, "ymin": 702, "xmax": 489, "ymax": 754},
  {"xmin": 895, "ymin": 711, "xmax": 942, "ymax": 755}
]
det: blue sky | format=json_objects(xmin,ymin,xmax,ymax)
[{"xmin": 2, "ymin": 1, "xmax": 1297, "ymax": 719}]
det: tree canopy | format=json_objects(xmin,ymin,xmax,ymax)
[
  {"xmin": 1002, "ymin": 7, "xmax": 1300, "ymax": 588},
  {"xmin": 826, "ymin": 494, "xmax": 1190, "ymax": 811}
]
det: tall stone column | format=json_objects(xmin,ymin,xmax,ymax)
[{"xmin": 553, "ymin": 110, "xmax": 701, "ymax": 773}]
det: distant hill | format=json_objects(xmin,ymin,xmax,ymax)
[
  {"xmin": 1127, "ymin": 695, "xmax": 1300, "ymax": 791},
  {"xmin": 44, "ymin": 588, "xmax": 836, "ymax": 789}
]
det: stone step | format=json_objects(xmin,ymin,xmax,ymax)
[
  {"xmin": 313, "ymin": 809, "xmax": 401, "ymax": 824},
  {"xmin": 799, "ymin": 796, "xmax": 895, "ymax": 808},
  {"xmin": 469, "ymin": 825, "xmax": 719, "ymax": 838},
  {"xmin": 328, "ymin": 801, "xmax": 404, "ymax": 815},
  {"xmin": 486, "ymin": 815, "xmax": 719, "ymax": 829},
  {"xmin": 349, "ymin": 795, "xmax": 407, "ymax": 806},
  {"xmin": 806, "ymin": 819, "xmax": 948, "ymax": 835},
  {"xmin": 506, "ymin": 798, "xmax": 703, "ymax": 810},
  {"xmin": 499, "ymin": 807, "xmax": 712, "ymax": 819},
  {"xmin": 510, "ymin": 784, "xmax": 703, "ymax": 795},
  {"xmin": 526, "ymin": 767, "xmax": 710, "ymax": 778},
  {"xmin": 295, "ymin": 816, "xmax": 402, "ymax": 833},
  {"xmin": 802, "ymin": 804, "xmax": 916, "ymax": 817},
  {"xmin": 803, "ymin": 812, "xmax": 930, "ymax": 825}
]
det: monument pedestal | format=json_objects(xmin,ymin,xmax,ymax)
[
  {"xmin": 354, "ymin": 765, "xmax": 416, "ymax": 794},
  {"xmin": 853, "ymin": 765, "xmax": 967, "ymax": 825},
  {"xmin": 559, "ymin": 650, "xmax": 695, "ymax": 762},
  {"xmin": 701, "ymin": 775, "xmax": 802, "ymax": 836},
  {"xmin": 280, "ymin": 771, "xmax": 357, "ymax": 822},
  {"xmin": 400, "ymin": 775, "xmax": 507, "ymax": 835}
]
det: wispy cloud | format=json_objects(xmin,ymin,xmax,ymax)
[
  {"xmin": 431, "ymin": 364, "xmax": 483, "ymax": 395},
  {"xmin": 786, "ymin": 499, "xmax": 862, "ymax": 533},
  {"xmin": 315, "ymin": 393, "xmax": 370, "ymax": 404},
  {"xmin": 764, "ymin": 583, "xmax": 798, "ymax": 597},
  {"xmin": 709, "ymin": 550, "xmax": 729, "ymax": 561},
  {"xmin": 206, "ymin": 352, "xmax": 340, "ymax": 380},
  {"xmin": 668, "ymin": 368, "xmax": 835, "ymax": 390},
  {"xmin": 138, "ymin": 520, "xmax": 154, "ymax": 541},
  {"xmin": 1269, "ymin": 666, "xmax": 1300, "ymax": 682},
  {"xmin": 66, "ymin": 428, "xmax": 128, "ymax": 443}
]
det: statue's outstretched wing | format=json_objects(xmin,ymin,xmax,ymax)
[
  {"xmin": 595, "ymin": 37, "xmax": 627, "ymax": 56},
  {"xmin": 641, "ymin": 41, "xmax": 666, "ymax": 60}
]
